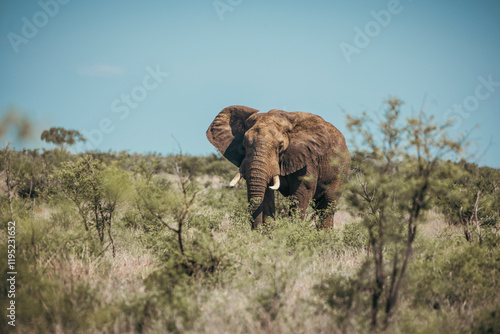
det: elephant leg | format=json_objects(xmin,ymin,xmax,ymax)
[
  {"xmin": 314, "ymin": 195, "xmax": 337, "ymax": 229},
  {"xmin": 280, "ymin": 168, "xmax": 316, "ymax": 220},
  {"xmin": 289, "ymin": 187, "xmax": 315, "ymax": 220},
  {"xmin": 296, "ymin": 194, "xmax": 310, "ymax": 219}
]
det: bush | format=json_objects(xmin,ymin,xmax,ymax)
[
  {"xmin": 410, "ymin": 235, "xmax": 500, "ymax": 311},
  {"xmin": 398, "ymin": 232, "xmax": 500, "ymax": 332},
  {"xmin": 52, "ymin": 155, "xmax": 131, "ymax": 255},
  {"xmin": 342, "ymin": 220, "xmax": 368, "ymax": 249}
]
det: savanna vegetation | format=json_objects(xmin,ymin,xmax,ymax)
[{"xmin": 1, "ymin": 98, "xmax": 499, "ymax": 333}]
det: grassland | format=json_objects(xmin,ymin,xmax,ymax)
[{"xmin": 0, "ymin": 150, "xmax": 498, "ymax": 334}]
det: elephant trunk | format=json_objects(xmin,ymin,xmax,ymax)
[{"xmin": 246, "ymin": 162, "xmax": 271, "ymax": 229}]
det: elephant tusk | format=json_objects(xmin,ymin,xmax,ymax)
[
  {"xmin": 228, "ymin": 172, "xmax": 242, "ymax": 187},
  {"xmin": 269, "ymin": 175, "xmax": 280, "ymax": 190}
]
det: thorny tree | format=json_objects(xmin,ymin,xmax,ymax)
[
  {"xmin": 345, "ymin": 97, "xmax": 465, "ymax": 329},
  {"xmin": 136, "ymin": 158, "xmax": 201, "ymax": 273},
  {"xmin": 54, "ymin": 155, "xmax": 128, "ymax": 256}
]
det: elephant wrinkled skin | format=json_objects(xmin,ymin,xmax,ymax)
[{"xmin": 206, "ymin": 105, "xmax": 350, "ymax": 229}]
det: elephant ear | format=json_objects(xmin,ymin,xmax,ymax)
[
  {"xmin": 206, "ymin": 105, "xmax": 259, "ymax": 167},
  {"xmin": 281, "ymin": 112, "xmax": 332, "ymax": 175}
]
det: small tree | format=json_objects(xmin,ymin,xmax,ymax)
[
  {"xmin": 344, "ymin": 97, "xmax": 465, "ymax": 329},
  {"xmin": 133, "ymin": 154, "xmax": 226, "ymax": 276},
  {"xmin": 136, "ymin": 159, "xmax": 200, "ymax": 270},
  {"xmin": 434, "ymin": 160, "xmax": 500, "ymax": 242},
  {"xmin": 41, "ymin": 127, "xmax": 86, "ymax": 150},
  {"xmin": 53, "ymin": 155, "xmax": 129, "ymax": 256}
]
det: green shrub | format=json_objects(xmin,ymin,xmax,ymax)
[
  {"xmin": 434, "ymin": 160, "xmax": 500, "ymax": 231},
  {"xmin": 0, "ymin": 238, "xmax": 104, "ymax": 333},
  {"xmin": 203, "ymin": 153, "xmax": 238, "ymax": 177},
  {"xmin": 409, "ymin": 235, "xmax": 500, "ymax": 311},
  {"xmin": 17, "ymin": 275, "xmax": 101, "ymax": 333},
  {"xmin": 342, "ymin": 220, "xmax": 368, "ymax": 249},
  {"xmin": 471, "ymin": 306, "xmax": 500, "ymax": 334},
  {"xmin": 314, "ymin": 269, "xmax": 372, "ymax": 333},
  {"xmin": 52, "ymin": 155, "xmax": 131, "ymax": 255}
]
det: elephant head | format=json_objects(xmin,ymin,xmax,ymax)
[{"xmin": 206, "ymin": 105, "xmax": 347, "ymax": 228}]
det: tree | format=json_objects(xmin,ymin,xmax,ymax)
[
  {"xmin": 434, "ymin": 160, "xmax": 500, "ymax": 242},
  {"xmin": 344, "ymin": 97, "xmax": 465, "ymax": 329},
  {"xmin": 53, "ymin": 155, "xmax": 129, "ymax": 256},
  {"xmin": 40, "ymin": 127, "xmax": 86, "ymax": 149},
  {"xmin": 136, "ymin": 158, "xmax": 200, "ymax": 271}
]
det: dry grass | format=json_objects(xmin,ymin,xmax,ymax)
[
  {"xmin": 11, "ymin": 195, "xmax": 494, "ymax": 333},
  {"xmin": 418, "ymin": 210, "xmax": 460, "ymax": 239},
  {"xmin": 333, "ymin": 208, "xmax": 356, "ymax": 228},
  {"xmin": 192, "ymin": 250, "xmax": 362, "ymax": 334},
  {"xmin": 41, "ymin": 233, "xmax": 157, "ymax": 301}
]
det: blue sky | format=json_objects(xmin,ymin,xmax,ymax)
[{"xmin": 1, "ymin": 0, "xmax": 499, "ymax": 167}]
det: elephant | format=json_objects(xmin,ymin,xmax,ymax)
[{"xmin": 206, "ymin": 105, "xmax": 351, "ymax": 229}]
